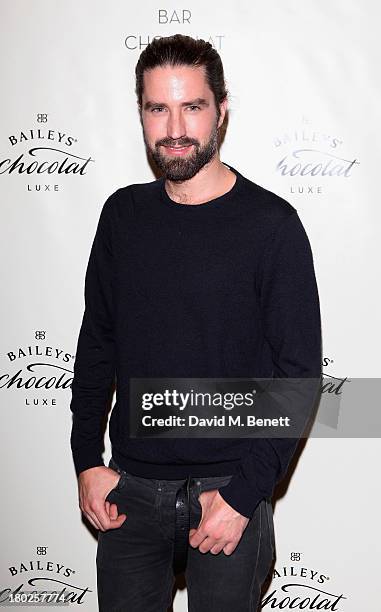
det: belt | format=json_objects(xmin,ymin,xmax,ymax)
[{"xmin": 172, "ymin": 475, "xmax": 192, "ymax": 575}]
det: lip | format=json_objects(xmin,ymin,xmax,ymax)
[{"xmin": 163, "ymin": 144, "xmax": 193, "ymax": 155}]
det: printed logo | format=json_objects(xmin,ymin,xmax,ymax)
[
  {"xmin": 0, "ymin": 331, "xmax": 74, "ymax": 403},
  {"xmin": 0, "ymin": 114, "xmax": 95, "ymax": 189},
  {"xmin": 0, "ymin": 546, "xmax": 93, "ymax": 606},
  {"xmin": 273, "ymin": 116, "xmax": 359, "ymax": 194},
  {"xmin": 262, "ymin": 554, "xmax": 348, "ymax": 610}
]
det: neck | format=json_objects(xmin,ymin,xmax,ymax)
[{"xmin": 164, "ymin": 158, "xmax": 236, "ymax": 205}]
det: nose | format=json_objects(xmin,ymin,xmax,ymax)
[{"xmin": 166, "ymin": 109, "xmax": 186, "ymax": 142}]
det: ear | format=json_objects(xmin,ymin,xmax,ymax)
[{"xmin": 217, "ymin": 98, "xmax": 228, "ymax": 129}]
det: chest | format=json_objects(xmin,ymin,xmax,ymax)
[{"xmin": 115, "ymin": 215, "xmax": 260, "ymax": 304}]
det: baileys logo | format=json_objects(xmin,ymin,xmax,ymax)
[
  {"xmin": 0, "ymin": 548, "xmax": 92, "ymax": 606},
  {"xmin": 0, "ymin": 332, "xmax": 74, "ymax": 401},
  {"xmin": 262, "ymin": 560, "xmax": 347, "ymax": 610},
  {"xmin": 0, "ymin": 114, "xmax": 95, "ymax": 186},
  {"xmin": 273, "ymin": 116, "xmax": 359, "ymax": 193}
]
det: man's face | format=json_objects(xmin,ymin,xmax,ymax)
[{"xmin": 140, "ymin": 64, "xmax": 226, "ymax": 181}]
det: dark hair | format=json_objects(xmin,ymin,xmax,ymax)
[{"xmin": 135, "ymin": 34, "xmax": 229, "ymax": 118}]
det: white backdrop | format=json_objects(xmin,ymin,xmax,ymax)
[{"xmin": 1, "ymin": 1, "xmax": 380, "ymax": 610}]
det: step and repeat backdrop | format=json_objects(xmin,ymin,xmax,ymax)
[{"xmin": 1, "ymin": 1, "xmax": 380, "ymax": 610}]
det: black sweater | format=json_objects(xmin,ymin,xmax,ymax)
[{"xmin": 70, "ymin": 163, "xmax": 322, "ymax": 518}]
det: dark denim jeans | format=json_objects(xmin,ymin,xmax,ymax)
[{"xmin": 96, "ymin": 457, "xmax": 275, "ymax": 611}]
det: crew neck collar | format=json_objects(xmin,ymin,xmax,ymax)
[{"xmin": 158, "ymin": 163, "xmax": 244, "ymax": 211}]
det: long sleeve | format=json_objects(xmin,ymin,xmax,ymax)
[
  {"xmin": 218, "ymin": 211, "xmax": 322, "ymax": 518},
  {"xmin": 69, "ymin": 191, "xmax": 118, "ymax": 477}
]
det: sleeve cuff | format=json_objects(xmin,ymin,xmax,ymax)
[
  {"xmin": 218, "ymin": 474, "xmax": 266, "ymax": 519},
  {"xmin": 72, "ymin": 445, "xmax": 105, "ymax": 477}
]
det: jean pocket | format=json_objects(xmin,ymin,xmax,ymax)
[
  {"xmin": 107, "ymin": 458, "xmax": 129, "ymax": 496},
  {"xmin": 202, "ymin": 475, "xmax": 233, "ymax": 493},
  {"xmin": 193, "ymin": 475, "xmax": 233, "ymax": 503}
]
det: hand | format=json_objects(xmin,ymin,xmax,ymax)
[
  {"xmin": 78, "ymin": 466, "xmax": 127, "ymax": 532},
  {"xmin": 189, "ymin": 489, "xmax": 249, "ymax": 555}
]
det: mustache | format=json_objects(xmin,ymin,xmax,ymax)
[{"xmin": 157, "ymin": 141, "xmax": 198, "ymax": 148}]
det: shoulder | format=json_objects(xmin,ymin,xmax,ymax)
[
  {"xmin": 240, "ymin": 172, "xmax": 297, "ymax": 229},
  {"xmin": 101, "ymin": 177, "xmax": 161, "ymax": 220},
  {"xmin": 240, "ymin": 177, "xmax": 314, "ymax": 258},
  {"xmin": 115, "ymin": 177, "xmax": 160, "ymax": 205}
]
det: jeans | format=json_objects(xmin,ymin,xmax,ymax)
[{"xmin": 96, "ymin": 457, "xmax": 275, "ymax": 611}]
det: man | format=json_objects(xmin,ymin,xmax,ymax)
[{"xmin": 70, "ymin": 34, "xmax": 322, "ymax": 611}]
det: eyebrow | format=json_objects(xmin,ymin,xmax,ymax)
[{"xmin": 143, "ymin": 97, "xmax": 210, "ymax": 111}]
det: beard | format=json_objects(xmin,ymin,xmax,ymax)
[{"xmin": 143, "ymin": 116, "xmax": 220, "ymax": 182}]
